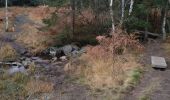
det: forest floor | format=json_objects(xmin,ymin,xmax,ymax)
[
  {"xmin": 0, "ymin": 13, "xmax": 125, "ymax": 100},
  {"xmin": 125, "ymin": 40, "xmax": 170, "ymax": 100},
  {"xmin": 0, "ymin": 9, "xmax": 113, "ymax": 100},
  {"xmin": 0, "ymin": 7, "xmax": 170, "ymax": 100}
]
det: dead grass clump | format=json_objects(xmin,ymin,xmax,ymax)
[
  {"xmin": 66, "ymin": 54, "xmax": 141, "ymax": 89},
  {"xmin": 65, "ymin": 29, "xmax": 143, "ymax": 90},
  {"xmin": 25, "ymin": 80, "xmax": 54, "ymax": 94},
  {"xmin": 16, "ymin": 24, "xmax": 53, "ymax": 54},
  {"xmin": 0, "ymin": 44, "xmax": 18, "ymax": 61}
]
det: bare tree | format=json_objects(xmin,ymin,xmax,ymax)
[{"xmin": 129, "ymin": 0, "xmax": 134, "ymax": 15}]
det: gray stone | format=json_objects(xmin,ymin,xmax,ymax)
[
  {"xmin": 63, "ymin": 45, "xmax": 74, "ymax": 56},
  {"xmin": 71, "ymin": 50, "xmax": 79, "ymax": 57},
  {"xmin": 8, "ymin": 66, "xmax": 27, "ymax": 75},
  {"xmin": 151, "ymin": 56, "xmax": 167, "ymax": 68},
  {"xmin": 60, "ymin": 56, "xmax": 67, "ymax": 61}
]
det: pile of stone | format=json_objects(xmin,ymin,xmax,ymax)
[
  {"xmin": 0, "ymin": 57, "xmax": 49, "ymax": 75},
  {"xmin": 42, "ymin": 44, "xmax": 86, "ymax": 61}
]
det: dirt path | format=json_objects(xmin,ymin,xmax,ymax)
[{"xmin": 125, "ymin": 40, "xmax": 170, "ymax": 100}]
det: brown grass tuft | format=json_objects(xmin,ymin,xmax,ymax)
[
  {"xmin": 25, "ymin": 80, "xmax": 54, "ymax": 94},
  {"xmin": 0, "ymin": 44, "xmax": 18, "ymax": 61}
]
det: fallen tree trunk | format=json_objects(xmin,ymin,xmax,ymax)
[{"xmin": 134, "ymin": 30, "xmax": 161, "ymax": 37}]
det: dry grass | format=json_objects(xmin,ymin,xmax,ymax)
[
  {"xmin": 0, "ymin": 44, "xmax": 18, "ymax": 61},
  {"xmin": 65, "ymin": 53, "xmax": 141, "ymax": 90},
  {"xmin": 65, "ymin": 29, "xmax": 144, "ymax": 90},
  {"xmin": 25, "ymin": 79, "xmax": 54, "ymax": 95},
  {"xmin": 16, "ymin": 24, "xmax": 54, "ymax": 54}
]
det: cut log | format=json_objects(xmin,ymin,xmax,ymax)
[{"xmin": 151, "ymin": 56, "xmax": 167, "ymax": 69}]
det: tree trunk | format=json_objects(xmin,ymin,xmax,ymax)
[
  {"xmin": 144, "ymin": 13, "xmax": 149, "ymax": 41},
  {"xmin": 121, "ymin": 0, "xmax": 125, "ymax": 25},
  {"xmin": 110, "ymin": 0, "xmax": 115, "ymax": 33},
  {"xmin": 71, "ymin": 0, "xmax": 75, "ymax": 38},
  {"xmin": 167, "ymin": 20, "xmax": 170, "ymax": 32},
  {"xmin": 161, "ymin": 1, "xmax": 168, "ymax": 40},
  {"xmin": 5, "ymin": 0, "xmax": 8, "ymax": 31},
  {"xmin": 162, "ymin": 12, "xmax": 167, "ymax": 40},
  {"xmin": 129, "ymin": 0, "xmax": 134, "ymax": 16}
]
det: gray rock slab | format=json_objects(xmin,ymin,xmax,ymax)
[{"xmin": 151, "ymin": 56, "xmax": 167, "ymax": 68}]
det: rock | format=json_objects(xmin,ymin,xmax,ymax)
[
  {"xmin": 151, "ymin": 56, "xmax": 167, "ymax": 69},
  {"xmin": 63, "ymin": 45, "xmax": 79, "ymax": 56},
  {"xmin": 60, "ymin": 56, "xmax": 67, "ymax": 61},
  {"xmin": 49, "ymin": 47, "xmax": 57, "ymax": 57},
  {"xmin": 0, "ymin": 61, "xmax": 29, "ymax": 75},
  {"xmin": 63, "ymin": 45, "xmax": 74, "ymax": 56},
  {"xmin": 51, "ymin": 57, "xmax": 58, "ymax": 62},
  {"xmin": 8, "ymin": 66, "xmax": 27, "ymax": 75},
  {"xmin": 31, "ymin": 57, "xmax": 40, "ymax": 60},
  {"xmin": 43, "ymin": 44, "xmax": 81, "ymax": 59},
  {"xmin": 71, "ymin": 50, "xmax": 79, "ymax": 57},
  {"xmin": 21, "ymin": 58, "xmax": 32, "ymax": 66}
]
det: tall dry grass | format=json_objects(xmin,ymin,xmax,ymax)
[
  {"xmin": 65, "ymin": 29, "xmax": 144, "ymax": 90},
  {"xmin": 25, "ymin": 79, "xmax": 54, "ymax": 94},
  {"xmin": 16, "ymin": 24, "xmax": 54, "ymax": 54}
]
